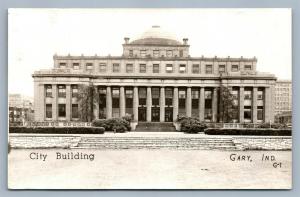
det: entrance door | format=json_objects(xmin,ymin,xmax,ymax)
[
  {"xmin": 138, "ymin": 107, "xmax": 146, "ymax": 121},
  {"xmin": 152, "ymin": 107, "xmax": 160, "ymax": 122},
  {"xmin": 165, "ymin": 107, "xmax": 173, "ymax": 122}
]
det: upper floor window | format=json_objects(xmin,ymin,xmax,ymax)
[
  {"xmin": 129, "ymin": 50, "xmax": 133, "ymax": 57},
  {"xmin": 59, "ymin": 62, "xmax": 66, "ymax": 69},
  {"xmin": 219, "ymin": 65, "xmax": 226, "ymax": 74},
  {"xmin": 192, "ymin": 89, "xmax": 199, "ymax": 99},
  {"xmin": 244, "ymin": 65, "xmax": 252, "ymax": 71},
  {"xmin": 179, "ymin": 64, "xmax": 186, "ymax": 73},
  {"xmin": 45, "ymin": 85, "xmax": 52, "ymax": 97},
  {"xmin": 71, "ymin": 85, "xmax": 78, "ymax": 98},
  {"xmin": 192, "ymin": 64, "xmax": 200, "ymax": 74},
  {"xmin": 73, "ymin": 63, "xmax": 80, "ymax": 70},
  {"xmin": 153, "ymin": 64, "xmax": 160, "ymax": 73},
  {"xmin": 112, "ymin": 88, "xmax": 120, "ymax": 98},
  {"xmin": 166, "ymin": 64, "xmax": 173, "ymax": 73},
  {"xmin": 126, "ymin": 64, "xmax": 133, "ymax": 73},
  {"xmin": 166, "ymin": 50, "xmax": 173, "ymax": 57},
  {"xmin": 99, "ymin": 63, "xmax": 106, "ymax": 72},
  {"xmin": 86, "ymin": 63, "xmax": 93, "ymax": 70},
  {"xmin": 140, "ymin": 50, "xmax": 146, "ymax": 57},
  {"xmin": 58, "ymin": 85, "xmax": 66, "ymax": 98},
  {"xmin": 258, "ymin": 88, "xmax": 264, "ymax": 100},
  {"xmin": 139, "ymin": 64, "xmax": 146, "ymax": 73},
  {"xmin": 205, "ymin": 65, "xmax": 213, "ymax": 74},
  {"xmin": 231, "ymin": 65, "xmax": 239, "ymax": 72},
  {"xmin": 179, "ymin": 50, "xmax": 183, "ymax": 57},
  {"xmin": 113, "ymin": 63, "xmax": 120, "ymax": 73},
  {"xmin": 205, "ymin": 90, "xmax": 212, "ymax": 99},
  {"xmin": 244, "ymin": 89, "xmax": 252, "ymax": 100},
  {"xmin": 179, "ymin": 89, "xmax": 186, "ymax": 99},
  {"xmin": 153, "ymin": 50, "xmax": 159, "ymax": 57}
]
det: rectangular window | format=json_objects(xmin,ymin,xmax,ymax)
[
  {"xmin": 72, "ymin": 104, "xmax": 79, "ymax": 119},
  {"xmin": 165, "ymin": 88, "xmax": 173, "ymax": 106},
  {"xmin": 179, "ymin": 89, "xmax": 186, "ymax": 99},
  {"xmin": 45, "ymin": 85, "xmax": 52, "ymax": 97},
  {"xmin": 113, "ymin": 63, "xmax": 120, "ymax": 73},
  {"xmin": 140, "ymin": 64, "xmax": 146, "ymax": 73},
  {"xmin": 179, "ymin": 50, "xmax": 183, "ymax": 57},
  {"xmin": 99, "ymin": 63, "xmax": 106, "ymax": 72},
  {"xmin": 205, "ymin": 90, "xmax": 212, "ymax": 99},
  {"xmin": 258, "ymin": 88, "xmax": 264, "ymax": 100},
  {"xmin": 58, "ymin": 85, "xmax": 66, "ymax": 98},
  {"xmin": 166, "ymin": 64, "xmax": 173, "ymax": 73},
  {"xmin": 232, "ymin": 65, "xmax": 239, "ymax": 72},
  {"xmin": 205, "ymin": 65, "xmax": 213, "ymax": 74},
  {"xmin": 192, "ymin": 89, "xmax": 199, "ymax": 99},
  {"xmin": 139, "ymin": 88, "xmax": 147, "ymax": 106},
  {"xmin": 192, "ymin": 64, "xmax": 200, "ymax": 73},
  {"xmin": 125, "ymin": 89, "xmax": 133, "ymax": 98},
  {"xmin": 71, "ymin": 85, "xmax": 78, "ymax": 98},
  {"xmin": 244, "ymin": 65, "xmax": 252, "ymax": 71},
  {"xmin": 73, "ymin": 63, "xmax": 80, "ymax": 70},
  {"xmin": 112, "ymin": 88, "xmax": 120, "ymax": 98},
  {"xmin": 129, "ymin": 50, "xmax": 133, "ymax": 57},
  {"xmin": 152, "ymin": 88, "xmax": 160, "ymax": 106},
  {"xmin": 45, "ymin": 104, "xmax": 52, "ymax": 118},
  {"xmin": 244, "ymin": 106, "xmax": 251, "ymax": 120},
  {"xmin": 126, "ymin": 64, "xmax": 133, "ymax": 73},
  {"xmin": 166, "ymin": 50, "xmax": 173, "ymax": 57},
  {"xmin": 257, "ymin": 106, "xmax": 264, "ymax": 120},
  {"xmin": 179, "ymin": 64, "xmax": 186, "ymax": 73},
  {"xmin": 140, "ymin": 50, "xmax": 146, "ymax": 57},
  {"xmin": 86, "ymin": 63, "xmax": 93, "ymax": 70},
  {"xmin": 59, "ymin": 62, "xmax": 66, "ymax": 69},
  {"xmin": 244, "ymin": 90, "xmax": 252, "ymax": 100},
  {"xmin": 153, "ymin": 50, "xmax": 159, "ymax": 57},
  {"xmin": 58, "ymin": 104, "xmax": 66, "ymax": 117},
  {"xmin": 219, "ymin": 65, "xmax": 226, "ymax": 74},
  {"xmin": 153, "ymin": 64, "xmax": 159, "ymax": 73}
]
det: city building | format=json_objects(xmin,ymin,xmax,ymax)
[
  {"xmin": 32, "ymin": 26, "xmax": 276, "ymax": 126},
  {"xmin": 274, "ymin": 80, "xmax": 292, "ymax": 123}
]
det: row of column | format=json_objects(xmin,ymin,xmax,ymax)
[{"xmin": 94, "ymin": 86, "xmax": 219, "ymax": 122}]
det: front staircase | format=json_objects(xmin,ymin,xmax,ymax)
[
  {"xmin": 74, "ymin": 136, "xmax": 237, "ymax": 150},
  {"xmin": 135, "ymin": 122, "xmax": 176, "ymax": 132}
]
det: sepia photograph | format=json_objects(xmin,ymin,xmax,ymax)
[{"xmin": 8, "ymin": 8, "xmax": 292, "ymax": 189}]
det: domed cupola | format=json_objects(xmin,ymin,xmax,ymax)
[{"xmin": 129, "ymin": 26, "xmax": 183, "ymax": 46}]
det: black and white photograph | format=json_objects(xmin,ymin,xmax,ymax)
[{"xmin": 8, "ymin": 8, "xmax": 292, "ymax": 189}]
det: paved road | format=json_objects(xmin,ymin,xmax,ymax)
[{"xmin": 8, "ymin": 149, "xmax": 291, "ymax": 189}]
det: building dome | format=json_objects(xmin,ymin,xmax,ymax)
[{"xmin": 129, "ymin": 26, "xmax": 182, "ymax": 45}]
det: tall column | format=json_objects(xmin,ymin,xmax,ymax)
[
  {"xmin": 34, "ymin": 83, "xmax": 45, "ymax": 121},
  {"xmin": 264, "ymin": 87, "xmax": 271, "ymax": 123},
  {"xmin": 146, "ymin": 87, "xmax": 152, "ymax": 122},
  {"xmin": 173, "ymin": 87, "xmax": 179, "ymax": 121},
  {"xmin": 120, "ymin": 86, "xmax": 126, "ymax": 117},
  {"xmin": 160, "ymin": 87, "xmax": 165, "ymax": 122},
  {"xmin": 239, "ymin": 87, "xmax": 244, "ymax": 123},
  {"xmin": 212, "ymin": 88, "xmax": 218, "ymax": 122},
  {"xmin": 106, "ymin": 86, "xmax": 112, "ymax": 119},
  {"xmin": 133, "ymin": 86, "xmax": 139, "ymax": 122},
  {"xmin": 199, "ymin": 87, "xmax": 205, "ymax": 121},
  {"xmin": 93, "ymin": 86, "xmax": 99, "ymax": 120},
  {"xmin": 66, "ymin": 84, "xmax": 71, "ymax": 121},
  {"xmin": 252, "ymin": 87, "xmax": 258, "ymax": 123},
  {"xmin": 52, "ymin": 84, "xmax": 57, "ymax": 121},
  {"xmin": 186, "ymin": 87, "xmax": 192, "ymax": 117}
]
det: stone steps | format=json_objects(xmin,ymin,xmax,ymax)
[
  {"xmin": 75, "ymin": 136, "xmax": 237, "ymax": 150},
  {"xmin": 135, "ymin": 122, "xmax": 176, "ymax": 132}
]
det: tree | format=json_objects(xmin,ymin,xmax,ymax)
[
  {"xmin": 218, "ymin": 85, "xmax": 238, "ymax": 123},
  {"xmin": 77, "ymin": 84, "xmax": 94, "ymax": 122}
]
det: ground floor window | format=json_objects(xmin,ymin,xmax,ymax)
[
  {"xmin": 72, "ymin": 104, "xmax": 79, "ymax": 119},
  {"xmin": 58, "ymin": 104, "xmax": 66, "ymax": 117},
  {"xmin": 257, "ymin": 106, "xmax": 264, "ymax": 121},
  {"xmin": 46, "ymin": 104, "xmax": 52, "ymax": 118},
  {"xmin": 244, "ymin": 106, "xmax": 252, "ymax": 121}
]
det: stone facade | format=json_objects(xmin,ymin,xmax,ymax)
[{"xmin": 33, "ymin": 26, "xmax": 276, "ymax": 124}]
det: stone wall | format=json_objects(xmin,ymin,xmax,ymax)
[
  {"xmin": 9, "ymin": 134, "xmax": 81, "ymax": 149},
  {"xmin": 233, "ymin": 136, "xmax": 292, "ymax": 150}
]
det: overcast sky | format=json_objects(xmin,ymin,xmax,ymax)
[{"xmin": 8, "ymin": 8, "xmax": 291, "ymax": 97}]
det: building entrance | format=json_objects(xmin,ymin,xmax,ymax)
[
  {"xmin": 138, "ymin": 107, "xmax": 146, "ymax": 121},
  {"xmin": 165, "ymin": 107, "xmax": 173, "ymax": 122},
  {"xmin": 152, "ymin": 107, "xmax": 160, "ymax": 122}
]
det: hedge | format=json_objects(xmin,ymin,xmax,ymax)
[
  {"xmin": 9, "ymin": 127, "xmax": 105, "ymax": 134},
  {"xmin": 92, "ymin": 118, "xmax": 131, "ymax": 133},
  {"xmin": 204, "ymin": 128, "xmax": 292, "ymax": 136},
  {"xmin": 179, "ymin": 117, "xmax": 207, "ymax": 133}
]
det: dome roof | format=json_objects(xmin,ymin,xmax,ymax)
[{"xmin": 130, "ymin": 26, "xmax": 182, "ymax": 45}]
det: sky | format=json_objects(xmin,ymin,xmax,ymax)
[{"xmin": 8, "ymin": 8, "xmax": 291, "ymax": 97}]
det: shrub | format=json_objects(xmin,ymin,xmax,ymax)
[
  {"xmin": 204, "ymin": 128, "xmax": 292, "ymax": 136},
  {"xmin": 122, "ymin": 114, "xmax": 133, "ymax": 123},
  {"xmin": 92, "ymin": 118, "xmax": 131, "ymax": 132},
  {"xmin": 179, "ymin": 117, "xmax": 207, "ymax": 133},
  {"xmin": 9, "ymin": 127, "xmax": 105, "ymax": 134}
]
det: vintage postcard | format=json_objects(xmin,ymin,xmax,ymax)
[{"xmin": 8, "ymin": 8, "xmax": 292, "ymax": 189}]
